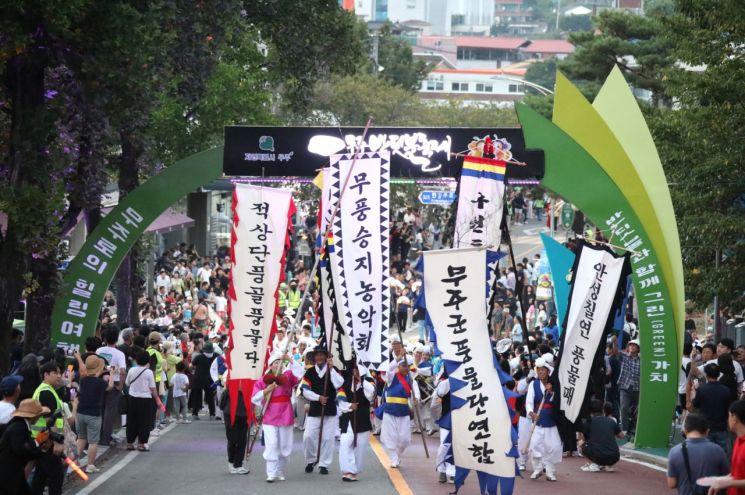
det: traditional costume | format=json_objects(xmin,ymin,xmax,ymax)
[
  {"xmin": 525, "ymin": 358, "xmax": 562, "ymax": 481},
  {"xmin": 252, "ymin": 352, "xmax": 303, "ymax": 482},
  {"xmin": 413, "ymin": 346, "xmax": 435, "ymax": 434},
  {"xmin": 434, "ymin": 370, "xmax": 455, "ymax": 484},
  {"xmin": 301, "ymin": 346, "xmax": 344, "ymax": 474},
  {"xmin": 337, "ymin": 363, "xmax": 376, "ymax": 481},
  {"xmin": 380, "ymin": 356, "xmax": 420, "ymax": 468}
]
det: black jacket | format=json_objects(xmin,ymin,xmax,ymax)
[{"xmin": 0, "ymin": 416, "xmax": 44, "ymax": 494}]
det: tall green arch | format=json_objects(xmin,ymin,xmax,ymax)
[
  {"xmin": 517, "ymin": 70, "xmax": 682, "ymax": 448},
  {"xmin": 50, "ymin": 147, "xmax": 224, "ymax": 350}
]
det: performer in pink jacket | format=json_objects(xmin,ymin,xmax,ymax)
[{"xmin": 252, "ymin": 352, "xmax": 303, "ymax": 482}]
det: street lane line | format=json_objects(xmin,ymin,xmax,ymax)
[
  {"xmin": 619, "ymin": 456, "xmax": 667, "ymax": 473},
  {"xmin": 369, "ymin": 434, "xmax": 415, "ymax": 495},
  {"xmin": 72, "ymin": 422, "xmax": 177, "ymax": 495}
]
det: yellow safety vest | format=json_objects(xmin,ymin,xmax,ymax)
[
  {"xmin": 288, "ymin": 289, "xmax": 301, "ymax": 310},
  {"xmin": 147, "ymin": 347, "xmax": 164, "ymax": 383},
  {"xmin": 31, "ymin": 383, "xmax": 64, "ymax": 437}
]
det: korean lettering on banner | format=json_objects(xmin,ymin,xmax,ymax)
[
  {"xmin": 242, "ymin": 201, "xmax": 272, "ymax": 371},
  {"xmin": 343, "ymin": 133, "xmax": 451, "ymax": 173},
  {"xmin": 441, "ymin": 264, "xmax": 495, "ymax": 465},
  {"xmin": 562, "ymin": 261, "xmax": 607, "ymax": 406},
  {"xmin": 58, "ymin": 207, "xmax": 144, "ymax": 354},
  {"xmin": 605, "ymin": 211, "xmax": 670, "ymax": 381},
  {"xmin": 467, "ymin": 192, "xmax": 490, "ymax": 248},
  {"xmin": 348, "ymin": 171, "xmax": 376, "ymax": 353}
]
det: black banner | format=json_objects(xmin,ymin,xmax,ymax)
[{"xmin": 223, "ymin": 126, "xmax": 544, "ymax": 179}]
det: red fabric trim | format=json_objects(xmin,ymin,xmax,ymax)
[
  {"xmin": 269, "ymin": 395, "xmax": 291, "ymax": 403},
  {"xmin": 462, "ymin": 156, "xmax": 507, "ymax": 167},
  {"xmin": 396, "ymin": 372, "xmax": 412, "ymax": 397}
]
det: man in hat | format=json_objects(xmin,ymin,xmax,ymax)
[
  {"xmin": 611, "ymin": 334, "xmax": 640, "ymax": 436},
  {"xmin": 434, "ymin": 368, "xmax": 455, "ymax": 483},
  {"xmin": 147, "ymin": 331, "xmax": 167, "ymax": 433},
  {"xmin": 381, "ymin": 356, "xmax": 421, "ymax": 468},
  {"xmin": 0, "ymin": 399, "xmax": 62, "ymax": 494},
  {"xmin": 337, "ymin": 362, "xmax": 376, "ymax": 481},
  {"xmin": 0, "ymin": 374, "xmax": 23, "ymax": 424},
  {"xmin": 300, "ymin": 345, "xmax": 343, "ymax": 474},
  {"xmin": 278, "ymin": 282, "xmax": 290, "ymax": 315},
  {"xmin": 525, "ymin": 357, "xmax": 562, "ymax": 482},
  {"xmin": 413, "ymin": 345, "xmax": 434, "ymax": 434}
]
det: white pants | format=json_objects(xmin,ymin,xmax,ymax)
[
  {"xmin": 339, "ymin": 429, "xmax": 369, "ymax": 475},
  {"xmin": 529, "ymin": 425, "xmax": 562, "ymax": 476},
  {"xmin": 436, "ymin": 427, "xmax": 455, "ymax": 476},
  {"xmin": 263, "ymin": 425, "xmax": 293, "ymax": 478},
  {"xmin": 517, "ymin": 416, "xmax": 531, "ymax": 467},
  {"xmin": 303, "ymin": 415, "xmax": 338, "ymax": 468},
  {"xmin": 381, "ymin": 413, "xmax": 411, "ymax": 466}
]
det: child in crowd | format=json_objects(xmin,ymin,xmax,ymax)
[{"xmin": 172, "ymin": 362, "xmax": 191, "ymax": 424}]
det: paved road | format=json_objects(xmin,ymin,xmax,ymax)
[{"xmin": 65, "ymin": 412, "xmax": 667, "ymax": 495}]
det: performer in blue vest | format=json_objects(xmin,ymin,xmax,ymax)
[
  {"xmin": 525, "ymin": 357, "xmax": 562, "ymax": 481},
  {"xmin": 434, "ymin": 368, "xmax": 455, "ymax": 484},
  {"xmin": 380, "ymin": 356, "xmax": 420, "ymax": 468}
]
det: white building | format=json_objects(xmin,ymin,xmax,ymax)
[
  {"xmin": 349, "ymin": 0, "xmax": 494, "ymax": 36},
  {"xmin": 419, "ymin": 67, "xmax": 527, "ymax": 106}
]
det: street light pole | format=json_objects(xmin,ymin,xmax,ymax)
[{"xmin": 490, "ymin": 75, "xmax": 554, "ymax": 96}]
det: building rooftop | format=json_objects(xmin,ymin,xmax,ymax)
[
  {"xmin": 430, "ymin": 67, "xmax": 527, "ymax": 76},
  {"xmin": 521, "ymin": 39, "xmax": 575, "ymax": 54},
  {"xmin": 455, "ymin": 36, "xmax": 530, "ymax": 50}
]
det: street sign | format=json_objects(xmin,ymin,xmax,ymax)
[
  {"xmin": 561, "ymin": 203, "xmax": 575, "ymax": 229},
  {"xmin": 418, "ymin": 190, "xmax": 456, "ymax": 205}
]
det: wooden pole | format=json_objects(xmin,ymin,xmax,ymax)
[{"xmin": 314, "ymin": 116, "xmax": 374, "ymax": 464}]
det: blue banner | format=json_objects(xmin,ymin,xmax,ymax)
[{"xmin": 540, "ymin": 233, "xmax": 576, "ymax": 332}]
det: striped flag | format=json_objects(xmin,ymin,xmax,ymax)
[{"xmin": 454, "ymin": 156, "xmax": 506, "ymax": 249}]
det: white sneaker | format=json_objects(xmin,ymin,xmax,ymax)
[
  {"xmin": 85, "ymin": 464, "xmax": 100, "ymax": 474},
  {"xmin": 546, "ymin": 473, "xmax": 557, "ymax": 482},
  {"xmin": 518, "ymin": 464, "xmax": 526, "ymax": 471},
  {"xmin": 150, "ymin": 428, "xmax": 161, "ymax": 437},
  {"xmin": 600, "ymin": 465, "xmax": 615, "ymax": 472},
  {"xmin": 266, "ymin": 476, "xmax": 276, "ymax": 482},
  {"xmin": 277, "ymin": 475, "xmax": 285, "ymax": 481},
  {"xmin": 581, "ymin": 463, "xmax": 600, "ymax": 472},
  {"xmin": 230, "ymin": 466, "xmax": 249, "ymax": 475},
  {"xmin": 530, "ymin": 470, "xmax": 543, "ymax": 480}
]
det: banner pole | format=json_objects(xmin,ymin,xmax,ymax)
[
  {"xmin": 500, "ymin": 208, "xmax": 531, "ymax": 364},
  {"xmin": 314, "ymin": 116, "xmax": 374, "ymax": 464}
]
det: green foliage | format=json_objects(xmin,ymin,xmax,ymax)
[
  {"xmin": 650, "ymin": 0, "xmax": 745, "ymax": 311},
  {"xmin": 560, "ymin": 10, "xmax": 673, "ymax": 103},
  {"xmin": 372, "ymin": 23, "xmax": 432, "ymax": 91},
  {"xmin": 524, "ymin": 0, "xmax": 555, "ymax": 23},
  {"xmin": 560, "ymin": 14, "xmax": 592, "ymax": 32},
  {"xmin": 309, "ymin": 74, "xmax": 518, "ymax": 128},
  {"xmin": 246, "ymin": 1, "xmax": 367, "ymax": 115},
  {"xmin": 525, "ymin": 59, "xmax": 558, "ymax": 93}
]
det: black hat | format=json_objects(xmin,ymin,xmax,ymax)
[{"xmin": 311, "ymin": 345, "xmax": 329, "ymax": 357}]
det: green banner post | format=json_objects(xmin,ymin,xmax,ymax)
[{"xmin": 50, "ymin": 147, "xmax": 224, "ymax": 353}]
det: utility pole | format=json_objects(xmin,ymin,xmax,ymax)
[
  {"xmin": 556, "ymin": 0, "xmax": 561, "ymax": 31},
  {"xmin": 714, "ymin": 248, "xmax": 721, "ymax": 341}
]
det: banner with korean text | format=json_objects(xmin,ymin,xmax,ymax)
[
  {"xmin": 454, "ymin": 156, "xmax": 506, "ymax": 248},
  {"xmin": 556, "ymin": 241, "xmax": 629, "ymax": 423},
  {"xmin": 226, "ymin": 184, "xmax": 294, "ymax": 423},
  {"xmin": 329, "ymin": 151, "xmax": 390, "ymax": 371},
  {"xmin": 424, "ymin": 247, "xmax": 515, "ymax": 494}
]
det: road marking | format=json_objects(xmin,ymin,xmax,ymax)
[
  {"xmin": 369, "ymin": 434, "xmax": 415, "ymax": 495},
  {"xmin": 619, "ymin": 455, "xmax": 667, "ymax": 473},
  {"xmin": 72, "ymin": 422, "xmax": 177, "ymax": 495}
]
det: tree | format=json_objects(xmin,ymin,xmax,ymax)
[
  {"xmin": 560, "ymin": 9, "xmax": 674, "ymax": 105},
  {"xmin": 560, "ymin": 14, "xmax": 592, "ymax": 32},
  {"xmin": 371, "ymin": 23, "xmax": 431, "ymax": 91},
  {"xmin": 650, "ymin": 0, "xmax": 745, "ymax": 312}
]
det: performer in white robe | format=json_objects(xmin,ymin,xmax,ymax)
[
  {"xmin": 434, "ymin": 370, "xmax": 455, "ymax": 484},
  {"xmin": 337, "ymin": 363, "xmax": 376, "ymax": 481},
  {"xmin": 301, "ymin": 346, "xmax": 344, "ymax": 474},
  {"xmin": 525, "ymin": 357, "xmax": 562, "ymax": 481},
  {"xmin": 380, "ymin": 356, "xmax": 420, "ymax": 468}
]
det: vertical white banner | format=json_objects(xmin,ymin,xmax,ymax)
[
  {"xmin": 559, "ymin": 244, "xmax": 626, "ymax": 422},
  {"xmin": 330, "ymin": 151, "xmax": 390, "ymax": 371},
  {"xmin": 423, "ymin": 248, "xmax": 514, "ymax": 478},
  {"xmin": 454, "ymin": 157, "xmax": 506, "ymax": 249},
  {"xmin": 229, "ymin": 184, "xmax": 292, "ymax": 380}
]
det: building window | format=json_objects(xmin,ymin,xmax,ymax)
[
  {"xmin": 451, "ymin": 14, "xmax": 465, "ymax": 25},
  {"xmin": 508, "ymin": 84, "xmax": 523, "ymax": 93},
  {"xmin": 407, "ymin": 0, "xmax": 416, "ymax": 7},
  {"xmin": 426, "ymin": 80, "xmax": 444, "ymax": 91},
  {"xmin": 475, "ymin": 83, "xmax": 493, "ymax": 92},
  {"xmin": 452, "ymin": 82, "xmax": 469, "ymax": 92}
]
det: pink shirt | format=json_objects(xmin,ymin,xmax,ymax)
[{"xmin": 253, "ymin": 370, "xmax": 299, "ymax": 426}]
